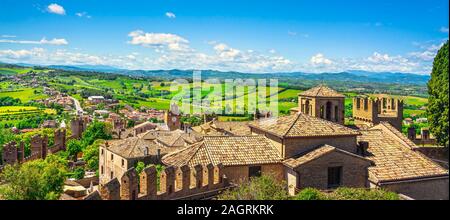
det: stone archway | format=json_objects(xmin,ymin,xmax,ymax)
[
  {"xmin": 305, "ymin": 100, "xmax": 310, "ymax": 115},
  {"xmin": 326, "ymin": 101, "xmax": 332, "ymax": 121}
]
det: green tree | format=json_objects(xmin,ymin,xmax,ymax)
[
  {"xmin": 0, "ymin": 154, "xmax": 68, "ymax": 200},
  {"xmin": 81, "ymin": 121, "xmax": 112, "ymax": 146},
  {"xmin": 135, "ymin": 161, "xmax": 146, "ymax": 174},
  {"xmin": 427, "ymin": 41, "xmax": 449, "ymax": 147},
  {"xmin": 66, "ymin": 139, "xmax": 83, "ymax": 159},
  {"xmin": 83, "ymin": 139, "xmax": 104, "ymax": 172},
  {"xmin": 69, "ymin": 167, "xmax": 85, "ymax": 180},
  {"xmin": 293, "ymin": 187, "xmax": 399, "ymax": 200},
  {"xmin": 218, "ymin": 175, "xmax": 289, "ymax": 200}
]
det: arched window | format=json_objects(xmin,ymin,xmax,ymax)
[
  {"xmin": 326, "ymin": 102, "xmax": 332, "ymax": 121},
  {"xmin": 305, "ymin": 100, "xmax": 310, "ymax": 115},
  {"xmin": 334, "ymin": 106, "xmax": 339, "ymax": 122}
]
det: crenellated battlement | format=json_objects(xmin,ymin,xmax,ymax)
[
  {"xmin": 352, "ymin": 96, "xmax": 403, "ymax": 131},
  {"xmin": 99, "ymin": 163, "xmax": 229, "ymax": 200},
  {"xmin": 1, "ymin": 129, "xmax": 67, "ymax": 166}
]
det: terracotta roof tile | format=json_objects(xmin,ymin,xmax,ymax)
[
  {"xmin": 162, "ymin": 136, "xmax": 282, "ymax": 167},
  {"xmin": 283, "ymin": 145, "xmax": 371, "ymax": 168},
  {"xmin": 191, "ymin": 121, "xmax": 251, "ymax": 136},
  {"xmin": 358, "ymin": 123, "xmax": 448, "ymax": 183},
  {"xmin": 106, "ymin": 137, "xmax": 178, "ymax": 159},
  {"xmin": 300, "ymin": 85, "xmax": 345, "ymax": 98},
  {"xmin": 249, "ymin": 113, "xmax": 360, "ymax": 137}
]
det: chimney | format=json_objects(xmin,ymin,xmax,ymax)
[{"xmin": 357, "ymin": 141, "xmax": 369, "ymax": 156}]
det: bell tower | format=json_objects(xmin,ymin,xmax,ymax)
[
  {"xmin": 297, "ymin": 85, "xmax": 345, "ymax": 125},
  {"xmin": 164, "ymin": 103, "xmax": 181, "ymax": 131}
]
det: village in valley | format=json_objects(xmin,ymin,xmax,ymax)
[{"xmin": 0, "ymin": 61, "xmax": 448, "ymax": 200}]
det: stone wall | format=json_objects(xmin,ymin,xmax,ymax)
[
  {"xmin": 221, "ymin": 163, "xmax": 284, "ymax": 184},
  {"xmin": 251, "ymin": 127, "xmax": 357, "ymax": 159},
  {"xmin": 284, "ymin": 136, "xmax": 357, "ymax": 158},
  {"xmin": 353, "ymin": 96, "xmax": 403, "ymax": 131},
  {"xmin": 1, "ymin": 129, "xmax": 67, "ymax": 167},
  {"xmin": 376, "ymin": 177, "xmax": 449, "ymax": 200},
  {"xmin": 298, "ymin": 96, "xmax": 345, "ymax": 125},
  {"xmin": 70, "ymin": 117, "xmax": 88, "ymax": 139},
  {"xmin": 287, "ymin": 151, "xmax": 371, "ymax": 193},
  {"xmin": 99, "ymin": 163, "xmax": 229, "ymax": 200}
]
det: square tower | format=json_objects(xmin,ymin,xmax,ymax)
[{"xmin": 296, "ymin": 85, "xmax": 345, "ymax": 125}]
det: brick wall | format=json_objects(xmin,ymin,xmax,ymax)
[
  {"xmin": 285, "ymin": 151, "xmax": 371, "ymax": 194},
  {"xmin": 221, "ymin": 163, "xmax": 284, "ymax": 184},
  {"xmin": 284, "ymin": 136, "xmax": 357, "ymax": 158},
  {"xmin": 376, "ymin": 177, "xmax": 449, "ymax": 200}
]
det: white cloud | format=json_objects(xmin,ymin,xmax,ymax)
[
  {"xmin": 288, "ymin": 31, "xmax": 297, "ymax": 36},
  {"xmin": 128, "ymin": 30, "xmax": 190, "ymax": 51},
  {"xmin": 440, "ymin": 27, "xmax": 449, "ymax": 33},
  {"xmin": 47, "ymin": 3, "xmax": 65, "ymax": 15},
  {"xmin": 269, "ymin": 49, "xmax": 276, "ymax": 54},
  {"xmin": 165, "ymin": 12, "xmax": 176, "ymax": 19},
  {"xmin": 0, "ymin": 31, "xmax": 438, "ymax": 74},
  {"xmin": 0, "ymin": 37, "xmax": 68, "ymax": 45},
  {"xmin": 0, "ymin": 48, "xmax": 45, "ymax": 59},
  {"xmin": 1, "ymin": 35, "xmax": 16, "ymax": 38},
  {"xmin": 408, "ymin": 41, "xmax": 445, "ymax": 61},
  {"xmin": 310, "ymin": 53, "xmax": 333, "ymax": 65},
  {"xmin": 367, "ymin": 52, "xmax": 397, "ymax": 63},
  {"xmin": 76, "ymin": 12, "xmax": 91, "ymax": 18}
]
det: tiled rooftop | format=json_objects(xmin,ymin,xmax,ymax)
[
  {"xmin": 249, "ymin": 113, "xmax": 360, "ymax": 138},
  {"xmin": 191, "ymin": 120, "xmax": 252, "ymax": 136},
  {"xmin": 283, "ymin": 144, "xmax": 371, "ymax": 168},
  {"xmin": 359, "ymin": 123, "xmax": 448, "ymax": 183},
  {"xmin": 106, "ymin": 137, "xmax": 177, "ymax": 159},
  {"xmin": 300, "ymin": 85, "xmax": 345, "ymax": 98},
  {"xmin": 162, "ymin": 135, "xmax": 282, "ymax": 167}
]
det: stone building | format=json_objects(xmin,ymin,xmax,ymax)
[
  {"xmin": 352, "ymin": 95, "xmax": 403, "ymax": 131},
  {"xmin": 248, "ymin": 113, "xmax": 361, "ymax": 158},
  {"xmin": 94, "ymin": 84, "xmax": 448, "ymax": 200},
  {"xmin": 95, "ymin": 163, "xmax": 229, "ymax": 200},
  {"xmin": 98, "ymin": 131, "xmax": 188, "ymax": 185},
  {"xmin": 283, "ymin": 145, "xmax": 373, "ymax": 195},
  {"xmin": 358, "ymin": 122, "xmax": 448, "ymax": 200},
  {"xmin": 290, "ymin": 85, "xmax": 345, "ymax": 125},
  {"xmin": 162, "ymin": 135, "xmax": 284, "ymax": 184},
  {"xmin": 71, "ymin": 116, "xmax": 89, "ymax": 139},
  {"xmin": 133, "ymin": 121, "xmax": 157, "ymax": 136},
  {"xmin": 164, "ymin": 103, "xmax": 181, "ymax": 131}
]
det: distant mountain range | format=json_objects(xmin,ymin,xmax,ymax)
[{"xmin": 2, "ymin": 63, "xmax": 431, "ymax": 85}]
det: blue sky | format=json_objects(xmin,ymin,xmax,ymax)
[{"xmin": 0, "ymin": 0, "xmax": 448, "ymax": 74}]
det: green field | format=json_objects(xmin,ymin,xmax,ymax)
[
  {"xmin": 0, "ymin": 106, "xmax": 56, "ymax": 116},
  {"xmin": 277, "ymin": 89, "xmax": 301, "ymax": 100},
  {"xmin": 0, "ymin": 67, "xmax": 48, "ymax": 75},
  {"xmin": 0, "ymin": 88, "xmax": 48, "ymax": 102}
]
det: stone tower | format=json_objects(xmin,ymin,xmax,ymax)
[
  {"xmin": 352, "ymin": 95, "xmax": 403, "ymax": 131},
  {"xmin": 292, "ymin": 85, "xmax": 345, "ymax": 125},
  {"xmin": 164, "ymin": 103, "xmax": 181, "ymax": 131}
]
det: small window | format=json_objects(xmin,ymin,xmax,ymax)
[
  {"xmin": 121, "ymin": 159, "xmax": 125, "ymax": 167},
  {"xmin": 110, "ymin": 171, "xmax": 114, "ymax": 179},
  {"xmin": 101, "ymin": 166, "xmax": 104, "ymax": 174},
  {"xmin": 327, "ymin": 166, "xmax": 342, "ymax": 188},
  {"xmin": 111, "ymin": 154, "xmax": 114, "ymax": 161},
  {"xmin": 101, "ymin": 149, "xmax": 104, "ymax": 155},
  {"xmin": 249, "ymin": 166, "xmax": 262, "ymax": 178}
]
